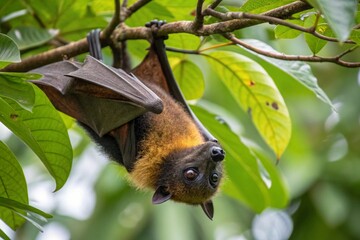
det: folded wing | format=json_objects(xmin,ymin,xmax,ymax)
[{"xmin": 31, "ymin": 56, "xmax": 163, "ymax": 137}]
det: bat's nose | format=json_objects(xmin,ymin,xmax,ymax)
[{"xmin": 210, "ymin": 146, "xmax": 225, "ymax": 162}]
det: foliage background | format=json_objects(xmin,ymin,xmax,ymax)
[{"xmin": 0, "ymin": 0, "xmax": 360, "ymax": 239}]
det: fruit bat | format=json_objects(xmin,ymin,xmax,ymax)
[{"xmin": 30, "ymin": 24, "xmax": 225, "ymax": 220}]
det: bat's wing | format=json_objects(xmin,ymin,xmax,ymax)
[{"xmin": 31, "ymin": 56, "xmax": 163, "ymax": 137}]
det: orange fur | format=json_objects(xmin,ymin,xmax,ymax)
[{"xmin": 129, "ymin": 87, "xmax": 204, "ymax": 190}]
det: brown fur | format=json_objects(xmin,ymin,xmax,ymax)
[{"xmin": 129, "ymin": 85, "xmax": 204, "ymax": 190}]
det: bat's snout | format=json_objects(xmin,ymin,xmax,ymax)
[{"xmin": 210, "ymin": 146, "xmax": 225, "ymax": 162}]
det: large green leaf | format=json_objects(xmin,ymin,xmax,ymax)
[
  {"xmin": 0, "ymin": 197, "xmax": 52, "ymax": 219},
  {"xmin": 126, "ymin": 1, "xmax": 175, "ymax": 28},
  {"xmin": 274, "ymin": 19, "xmax": 304, "ymax": 39},
  {"xmin": 192, "ymin": 106, "xmax": 288, "ymax": 212},
  {"xmin": 206, "ymin": 51, "xmax": 291, "ymax": 159},
  {"xmin": 21, "ymin": 0, "xmax": 78, "ymax": 27},
  {"xmin": 233, "ymin": 39, "xmax": 335, "ymax": 110},
  {"xmin": 0, "ymin": 86, "xmax": 73, "ymax": 191},
  {"xmin": 350, "ymin": 29, "xmax": 360, "ymax": 45},
  {"xmin": 0, "ymin": 33, "xmax": 20, "ymax": 68},
  {"xmin": 170, "ymin": 58, "xmax": 204, "ymax": 100},
  {"xmin": 304, "ymin": 15, "xmax": 328, "ymax": 54},
  {"xmin": 0, "ymin": 72, "xmax": 41, "ymax": 111},
  {"xmin": 256, "ymin": 151, "xmax": 289, "ymax": 207},
  {"xmin": 0, "ymin": 141, "xmax": 28, "ymax": 230},
  {"xmin": 166, "ymin": 33, "xmax": 202, "ymax": 51},
  {"xmin": 0, "ymin": 196, "xmax": 52, "ymax": 234},
  {"xmin": 307, "ymin": 0, "xmax": 357, "ymax": 42},
  {"xmin": 7, "ymin": 26, "xmax": 58, "ymax": 50},
  {"xmin": 240, "ymin": 0, "xmax": 294, "ymax": 13},
  {"xmin": 0, "ymin": 228, "xmax": 10, "ymax": 240},
  {"xmin": 0, "ymin": 9, "xmax": 27, "ymax": 23}
]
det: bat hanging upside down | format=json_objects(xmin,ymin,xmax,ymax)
[{"xmin": 30, "ymin": 24, "xmax": 225, "ymax": 220}]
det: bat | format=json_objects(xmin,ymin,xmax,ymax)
[{"xmin": 30, "ymin": 23, "xmax": 225, "ymax": 220}]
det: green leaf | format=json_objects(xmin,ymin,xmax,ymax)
[
  {"xmin": 0, "ymin": 196, "xmax": 52, "ymax": 233},
  {"xmin": 7, "ymin": 26, "xmax": 58, "ymax": 51},
  {"xmin": 304, "ymin": 15, "xmax": 328, "ymax": 54},
  {"xmin": 0, "ymin": 197, "xmax": 52, "ymax": 219},
  {"xmin": 146, "ymin": 2, "xmax": 174, "ymax": 19},
  {"xmin": 256, "ymin": 151, "xmax": 289, "ymax": 207},
  {"xmin": 350, "ymin": 29, "xmax": 360, "ymax": 45},
  {"xmin": 192, "ymin": 106, "xmax": 288, "ymax": 212},
  {"xmin": 234, "ymin": 39, "xmax": 335, "ymax": 110},
  {"xmin": 166, "ymin": 33, "xmax": 202, "ymax": 51},
  {"xmin": 0, "ymin": 228, "xmax": 10, "ymax": 240},
  {"xmin": 0, "ymin": 33, "xmax": 20, "ymax": 68},
  {"xmin": 206, "ymin": 51, "xmax": 291, "ymax": 159},
  {"xmin": 240, "ymin": 0, "xmax": 294, "ymax": 13},
  {"xmin": 0, "ymin": 86, "xmax": 73, "ymax": 191},
  {"xmin": 126, "ymin": 1, "xmax": 176, "ymax": 27},
  {"xmin": 0, "ymin": 141, "xmax": 28, "ymax": 230},
  {"xmin": 274, "ymin": 19, "xmax": 304, "ymax": 39},
  {"xmin": 21, "ymin": 0, "xmax": 78, "ymax": 28},
  {"xmin": 0, "ymin": 72, "xmax": 41, "ymax": 111},
  {"xmin": 170, "ymin": 58, "xmax": 205, "ymax": 100},
  {"xmin": 0, "ymin": 9, "xmax": 27, "ymax": 23},
  {"xmin": 307, "ymin": 0, "xmax": 357, "ymax": 42}
]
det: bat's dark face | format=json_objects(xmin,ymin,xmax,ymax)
[{"xmin": 152, "ymin": 141, "xmax": 225, "ymax": 218}]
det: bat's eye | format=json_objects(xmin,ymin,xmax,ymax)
[
  {"xmin": 184, "ymin": 168, "xmax": 199, "ymax": 181},
  {"xmin": 209, "ymin": 172, "xmax": 219, "ymax": 187}
]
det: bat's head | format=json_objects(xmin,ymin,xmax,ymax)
[{"xmin": 152, "ymin": 140, "xmax": 225, "ymax": 220}]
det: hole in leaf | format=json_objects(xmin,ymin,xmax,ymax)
[{"xmin": 271, "ymin": 102, "xmax": 279, "ymax": 110}]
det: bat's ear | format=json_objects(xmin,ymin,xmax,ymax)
[
  {"xmin": 152, "ymin": 186, "xmax": 172, "ymax": 204},
  {"xmin": 201, "ymin": 200, "xmax": 214, "ymax": 220}
]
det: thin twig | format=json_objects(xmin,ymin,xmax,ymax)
[
  {"xmin": 2, "ymin": 39, "xmax": 89, "ymax": 72},
  {"xmin": 165, "ymin": 47, "xmax": 199, "ymax": 54},
  {"xmin": 22, "ymin": 0, "xmax": 47, "ymax": 28},
  {"xmin": 227, "ymin": 35, "xmax": 360, "ymax": 68},
  {"xmin": 335, "ymin": 46, "xmax": 358, "ymax": 59},
  {"xmin": 102, "ymin": 0, "xmax": 121, "ymax": 40},
  {"xmin": 122, "ymin": 0, "xmax": 128, "ymax": 8},
  {"xmin": 310, "ymin": 12, "xmax": 321, "ymax": 33},
  {"xmin": 204, "ymin": 10, "xmax": 356, "ymax": 44},
  {"xmin": 199, "ymin": 42, "xmax": 234, "ymax": 52},
  {"xmin": 123, "ymin": 0, "xmax": 152, "ymax": 19},
  {"xmin": 207, "ymin": 0, "xmax": 222, "ymax": 10},
  {"xmin": 106, "ymin": 0, "xmax": 127, "ymax": 68},
  {"xmin": 194, "ymin": 0, "xmax": 205, "ymax": 30},
  {"xmin": 241, "ymin": 12, "xmax": 355, "ymax": 44}
]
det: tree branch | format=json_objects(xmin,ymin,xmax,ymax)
[
  {"xmin": 204, "ymin": 10, "xmax": 356, "ymax": 44},
  {"xmin": 1, "ymin": 0, "xmax": 313, "ymax": 72},
  {"xmin": 114, "ymin": 1, "xmax": 312, "ymax": 38},
  {"xmin": 241, "ymin": 12, "xmax": 355, "ymax": 44},
  {"xmin": 227, "ymin": 35, "xmax": 360, "ymax": 68},
  {"xmin": 101, "ymin": 0, "xmax": 121, "ymax": 40}
]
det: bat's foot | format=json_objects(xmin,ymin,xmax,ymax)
[
  {"xmin": 145, "ymin": 20, "xmax": 168, "ymax": 40},
  {"xmin": 145, "ymin": 19, "xmax": 167, "ymax": 29},
  {"xmin": 87, "ymin": 29, "xmax": 103, "ymax": 61}
]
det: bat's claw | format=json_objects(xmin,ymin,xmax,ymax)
[
  {"xmin": 145, "ymin": 20, "xmax": 168, "ymax": 40},
  {"xmin": 87, "ymin": 29, "xmax": 103, "ymax": 61},
  {"xmin": 145, "ymin": 19, "xmax": 167, "ymax": 29}
]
